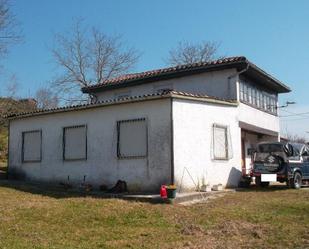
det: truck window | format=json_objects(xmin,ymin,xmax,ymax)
[{"xmin": 258, "ymin": 144, "xmax": 283, "ymax": 153}]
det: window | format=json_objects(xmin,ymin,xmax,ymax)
[
  {"xmin": 256, "ymin": 90, "xmax": 261, "ymax": 108},
  {"xmin": 248, "ymin": 86, "xmax": 252, "ymax": 104},
  {"xmin": 239, "ymin": 78, "xmax": 277, "ymax": 115},
  {"xmin": 239, "ymin": 81, "xmax": 244, "ymax": 100},
  {"xmin": 63, "ymin": 125, "xmax": 87, "ymax": 160},
  {"xmin": 117, "ymin": 118, "xmax": 147, "ymax": 158},
  {"xmin": 22, "ymin": 130, "xmax": 42, "ymax": 162},
  {"xmin": 213, "ymin": 124, "xmax": 228, "ymax": 160},
  {"xmin": 243, "ymin": 84, "xmax": 248, "ymax": 102}
]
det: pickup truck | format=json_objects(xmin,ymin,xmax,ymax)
[{"xmin": 252, "ymin": 142, "xmax": 309, "ymax": 188}]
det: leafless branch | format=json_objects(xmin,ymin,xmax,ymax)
[
  {"xmin": 51, "ymin": 20, "xmax": 139, "ymax": 104},
  {"xmin": 35, "ymin": 87, "xmax": 59, "ymax": 109},
  {"xmin": 166, "ymin": 41, "xmax": 223, "ymax": 66},
  {"xmin": 0, "ymin": 0, "xmax": 22, "ymax": 59}
]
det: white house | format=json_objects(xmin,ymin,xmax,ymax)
[{"xmin": 7, "ymin": 56, "xmax": 290, "ymax": 192}]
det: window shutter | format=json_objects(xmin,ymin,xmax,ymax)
[
  {"xmin": 22, "ymin": 130, "xmax": 41, "ymax": 162},
  {"xmin": 63, "ymin": 126, "xmax": 87, "ymax": 160},
  {"xmin": 213, "ymin": 125, "xmax": 227, "ymax": 159},
  {"xmin": 117, "ymin": 118, "xmax": 147, "ymax": 158}
]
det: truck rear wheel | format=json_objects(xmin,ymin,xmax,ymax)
[{"xmin": 291, "ymin": 172, "xmax": 302, "ymax": 189}]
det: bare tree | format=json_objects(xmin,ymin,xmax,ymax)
[
  {"xmin": 166, "ymin": 41, "xmax": 223, "ymax": 66},
  {"xmin": 0, "ymin": 0, "xmax": 21, "ymax": 59},
  {"xmin": 5, "ymin": 73, "xmax": 18, "ymax": 97},
  {"xmin": 0, "ymin": 78, "xmax": 36, "ymax": 127},
  {"xmin": 51, "ymin": 20, "xmax": 139, "ymax": 104},
  {"xmin": 286, "ymin": 133, "xmax": 307, "ymax": 144},
  {"xmin": 35, "ymin": 87, "xmax": 59, "ymax": 109}
]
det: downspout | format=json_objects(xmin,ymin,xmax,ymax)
[
  {"xmin": 227, "ymin": 63, "xmax": 250, "ymax": 100},
  {"xmin": 170, "ymin": 97, "xmax": 174, "ymax": 184}
]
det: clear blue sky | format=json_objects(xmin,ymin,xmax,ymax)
[{"xmin": 1, "ymin": 0, "xmax": 309, "ymax": 137}]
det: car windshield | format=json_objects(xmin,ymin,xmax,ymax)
[{"xmin": 257, "ymin": 143, "xmax": 284, "ymax": 153}]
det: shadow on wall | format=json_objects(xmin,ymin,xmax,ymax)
[
  {"xmin": 226, "ymin": 167, "xmax": 242, "ymax": 188},
  {"xmin": 3, "ymin": 168, "xmax": 160, "ymax": 199}
]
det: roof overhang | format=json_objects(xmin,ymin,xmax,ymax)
[
  {"xmin": 242, "ymin": 62, "xmax": 291, "ymax": 93},
  {"xmin": 82, "ymin": 57, "xmax": 291, "ymax": 94},
  {"xmin": 82, "ymin": 60, "xmax": 245, "ymax": 94},
  {"xmin": 239, "ymin": 121, "xmax": 279, "ymax": 137},
  {"xmin": 6, "ymin": 91, "xmax": 238, "ymax": 120}
]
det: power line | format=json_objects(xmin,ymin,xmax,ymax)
[
  {"xmin": 279, "ymin": 110, "xmax": 309, "ymax": 118},
  {"xmin": 280, "ymin": 116, "xmax": 309, "ymax": 122},
  {"xmin": 279, "ymin": 109, "xmax": 297, "ymax": 115}
]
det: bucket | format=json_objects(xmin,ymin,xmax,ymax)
[{"xmin": 166, "ymin": 188, "xmax": 177, "ymax": 199}]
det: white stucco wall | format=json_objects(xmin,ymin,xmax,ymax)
[
  {"xmin": 9, "ymin": 99, "xmax": 172, "ymax": 192},
  {"xmin": 95, "ymin": 69, "xmax": 238, "ymax": 102},
  {"xmin": 172, "ymin": 98, "xmax": 242, "ymax": 190},
  {"xmin": 238, "ymin": 103, "xmax": 280, "ymax": 133}
]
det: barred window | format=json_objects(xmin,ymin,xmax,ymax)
[
  {"xmin": 22, "ymin": 130, "xmax": 42, "ymax": 162},
  {"xmin": 63, "ymin": 125, "xmax": 87, "ymax": 160},
  {"xmin": 117, "ymin": 118, "xmax": 147, "ymax": 158}
]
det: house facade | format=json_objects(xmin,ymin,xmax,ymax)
[{"xmin": 7, "ymin": 57, "xmax": 290, "ymax": 191}]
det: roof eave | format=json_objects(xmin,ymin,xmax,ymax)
[
  {"xmin": 82, "ymin": 61, "xmax": 245, "ymax": 94},
  {"xmin": 7, "ymin": 91, "xmax": 237, "ymax": 120},
  {"xmin": 245, "ymin": 62, "xmax": 291, "ymax": 93},
  {"xmin": 81, "ymin": 58, "xmax": 291, "ymax": 95}
]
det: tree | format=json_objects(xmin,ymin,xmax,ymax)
[
  {"xmin": 166, "ymin": 41, "xmax": 223, "ymax": 66},
  {"xmin": 286, "ymin": 133, "xmax": 307, "ymax": 144},
  {"xmin": 0, "ymin": 0, "xmax": 21, "ymax": 59},
  {"xmin": 51, "ymin": 20, "xmax": 139, "ymax": 104},
  {"xmin": 35, "ymin": 87, "xmax": 59, "ymax": 109}
]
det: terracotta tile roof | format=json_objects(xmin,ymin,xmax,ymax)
[
  {"xmin": 82, "ymin": 56, "xmax": 248, "ymax": 93},
  {"xmin": 82, "ymin": 56, "xmax": 291, "ymax": 94},
  {"xmin": 6, "ymin": 90, "xmax": 237, "ymax": 120}
]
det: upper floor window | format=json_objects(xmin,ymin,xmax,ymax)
[{"xmin": 239, "ymin": 78, "xmax": 277, "ymax": 115}]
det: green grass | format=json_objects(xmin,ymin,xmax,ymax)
[{"xmin": 0, "ymin": 182, "xmax": 308, "ymax": 249}]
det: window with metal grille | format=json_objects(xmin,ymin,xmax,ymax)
[
  {"xmin": 22, "ymin": 130, "xmax": 42, "ymax": 162},
  {"xmin": 63, "ymin": 125, "xmax": 87, "ymax": 160},
  {"xmin": 213, "ymin": 124, "xmax": 228, "ymax": 160},
  {"xmin": 117, "ymin": 118, "xmax": 147, "ymax": 158}
]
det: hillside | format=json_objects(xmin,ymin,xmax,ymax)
[{"xmin": 0, "ymin": 98, "xmax": 37, "ymax": 163}]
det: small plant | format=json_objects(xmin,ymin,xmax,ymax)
[{"xmin": 165, "ymin": 184, "xmax": 177, "ymax": 189}]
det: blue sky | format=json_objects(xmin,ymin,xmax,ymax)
[{"xmin": 1, "ymin": 0, "xmax": 309, "ymax": 137}]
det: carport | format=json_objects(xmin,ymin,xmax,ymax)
[{"xmin": 240, "ymin": 121, "xmax": 279, "ymax": 176}]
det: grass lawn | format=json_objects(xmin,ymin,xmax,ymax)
[{"xmin": 0, "ymin": 182, "xmax": 308, "ymax": 249}]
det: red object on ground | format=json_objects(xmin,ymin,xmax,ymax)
[{"xmin": 160, "ymin": 185, "xmax": 167, "ymax": 198}]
